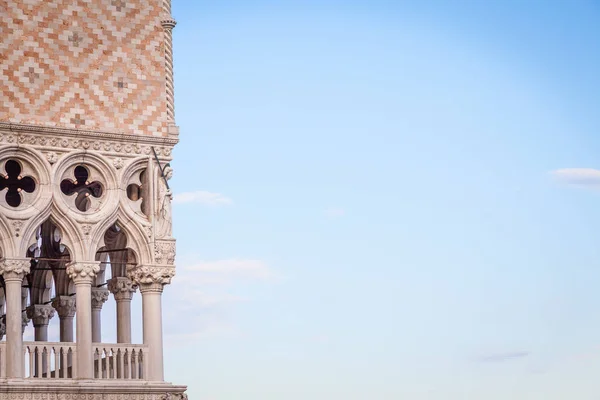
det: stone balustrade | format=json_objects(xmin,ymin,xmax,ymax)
[{"xmin": 93, "ymin": 343, "xmax": 149, "ymax": 380}]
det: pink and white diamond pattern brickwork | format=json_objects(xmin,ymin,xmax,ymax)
[{"xmin": 0, "ymin": 0, "xmax": 170, "ymax": 137}]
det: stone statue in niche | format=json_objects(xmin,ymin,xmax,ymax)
[{"xmin": 156, "ymin": 163, "xmax": 173, "ymax": 239}]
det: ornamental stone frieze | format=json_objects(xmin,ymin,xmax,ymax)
[{"xmin": 0, "ymin": 123, "xmax": 176, "ymax": 163}]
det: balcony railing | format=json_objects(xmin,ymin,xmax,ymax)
[
  {"xmin": 0, "ymin": 342, "xmax": 149, "ymax": 380},
  {"xmin": 24, "ymin": 342, "xmax": 76, "ymax": 378},
  {"xmin": 93, "ymin": 343, "xmax": 148, "ymax": 380}
]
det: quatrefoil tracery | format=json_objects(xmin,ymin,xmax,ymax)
[
  {"xmin": 0, "ymin": 160, "xmax": 36, "ymax": 207},
  {"xmin": 60, "ymin": 165, "xmax": 103, "ymax": 212}
]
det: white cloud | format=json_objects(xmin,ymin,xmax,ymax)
[
  {"xmin": 324, "ymin": 207, "xmax": 345, "ymax": 217},
  {"xmin": 163, "ymin": 258, "xmax": 277, "ymax": 342},
  {"xmin": 184, "ymin": 259, "xmax": 275, "ymax": 283},
  {"xmin": 551, "ymin": 168, "xmax": 600, "ymax": 188},
  {"xmin": 173, "ymin": 190, "xmax": 233, "ymax": 206}
]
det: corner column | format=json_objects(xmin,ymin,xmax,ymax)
[
  {"xmin": 91, "ymin": 287, "xmax": 109, "ymax": 343},
  {"xmin": 0, "ymin": 259, "xmax": 30, "ymax": 378},
  {"xmin": 129, "ymin": 265, "xmax": 174, "ymax": 381},
  {"xmin": 107, "ymin": 277, "xmax": 137, "ymax": 343},
  {"xmin": 66, "ymin": 261, "xmax": 99, "ymax": 380}
]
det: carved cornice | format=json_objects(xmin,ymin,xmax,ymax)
[
  {"xmin": 0, "ymin": 259, "xmax": 31, "ymax": 280},
  {"xmin": 91, "ymin": 287, "xmax": 110, "ymax": 310},
  {"xmin": 0, "ymin": 122, "xmax": 176, "ymax": 161},
  {"xmin": 52, "ymin": 296, "xmax": 76, "ymax": 319},
  {"xmin": 26, "ymin": 304, "xmax": 56, "ymax": 326},
  {"xmin": 66, "ymin": 262, "xmax": 100, "ymax": 283},
  {"xmin": 128, "ymin": 265, "xmax": 175, "ymax": 290},
  {"xmin": 107, "ymin": 276, "xmax": 137, "ymax": 301}
]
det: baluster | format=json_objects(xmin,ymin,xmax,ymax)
[
  {"xmin": 72, "ymin": 348, "xmax": 77, "ymax": 379},
  {"xmin": 53, "ymin": 347, "xmax": 59, "ymax": 378},
  {"xmin": 28, "ymin": 346, "xmax": 34, "ymax": 378},
  {"xmin": 111, "ymin": 348, "xmax": 116, "ymax": 379},
  {"xmin": 118, "ymin": 349, "xmax": 124, "ymax": 379},
  {"xmin": 36, "ymin": 347, "xmax": 42, "ymax": 378},
  {"xmin": 132, "ymin": 349, "xmax": 138, "ymax": 379}
]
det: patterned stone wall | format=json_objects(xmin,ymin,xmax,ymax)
[{"xmin": 0, "ymin": 0, "xmax": 174, "ymax": 137}]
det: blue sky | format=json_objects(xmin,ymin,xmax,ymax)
[{"xmin": 125, "ymin": 1, "xmax": 600, "ymax": 398}]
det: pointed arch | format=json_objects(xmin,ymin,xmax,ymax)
[{"xmin": 88, "ymin": 208, "xmax": 151, "ymax": 266}]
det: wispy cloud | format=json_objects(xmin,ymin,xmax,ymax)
[
  {"xmin": 164, "ymin": 258, "xmax": 278, "ymax": 343},
  {"xmin": 173, "ymin": 190, "xmax": 233, "ymax": 206},
  {"xmin": 324, "ymin": 207, "xmax": 345, "ymax": 218},
  {"xmin": 185, "ymin": 258, "xmax": 276, "ymax": 284},
  {"xmin": 478, "ymin": 351, "xmax": 530, "ymax": 363},
  {"xmin": 551, "ymin": 168, "xmax": 600, "ymax": 188}
]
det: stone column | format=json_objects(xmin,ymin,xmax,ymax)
[
  {"xmin": 129, "ymin": 265, "xmax": 174, "ymax": 381},
  {"xmin": 52, "ymin": 296, "xmax": 76, "ymax": 342},
  {"xmin": 91, "ymin": 287, "xmax": 109, "ymax": 343},
  {"xmin": 66, "ymin": 261, "xmax": 99, "ymax": 380},
  {"xmin": 107, "ymin": 277, "xmax": 137, "ymax": 343},
  {"xmin": 0, "ymin": 259, "xmax": 30, "ymax": 378}
]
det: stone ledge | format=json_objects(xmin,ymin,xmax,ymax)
[{"xmin": 0, "ymin": 380, "xmax": 187, "ymax": 399}]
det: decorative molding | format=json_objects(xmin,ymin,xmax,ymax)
[
  {"xmin": 113, "ymin": 157, "xmax": 125, "ymax": 169},
  {"xmin": 9, "ymin": 219, "xmax": 24, "ymax": 237},
  {"xmin": 26, "ymin": 304, "xmax": 56, "ymax": 326},
  {"xmin": 46, "ymin": 151, "xmax": 59, "ymax": 164},
  {"xmin": 0, "ymin": 123, "xmax": 176, "ymax": 161},
  {"xmin": 162, "ymin": 394, "xmax": 188, "ymax": 400},
  {"xmin": 51, "ymin": 296, "xmax": 76, "ymax": 319},
  {"xmin": 154, "ymin": 240, "xmax": 175, "ymax": 265}
]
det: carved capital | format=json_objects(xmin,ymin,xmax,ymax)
[
  {"xmin": 26, "ymin": 304, "xmax": 56, "ymax": 327},
  {"xmin": 52, "ymin": 295, "xmax": 76, "ymax": 319},
  {"xmin": 91, "ymin": 287, "xmax": 110, "ymax": 310},
  {"xmin": 0, "ymin": 259, "xmax": 31, "ymax": 280},
  {"xmin": 107, "ymin": 277, "xmax": 137, "ymax": 301},
  {"xmin": 66, "ymin": 261, "xmax": 100, "ymax": 284},
  {"xmin": 128, "ymin": 265, "xmax": 175, "ymax": 291}
]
